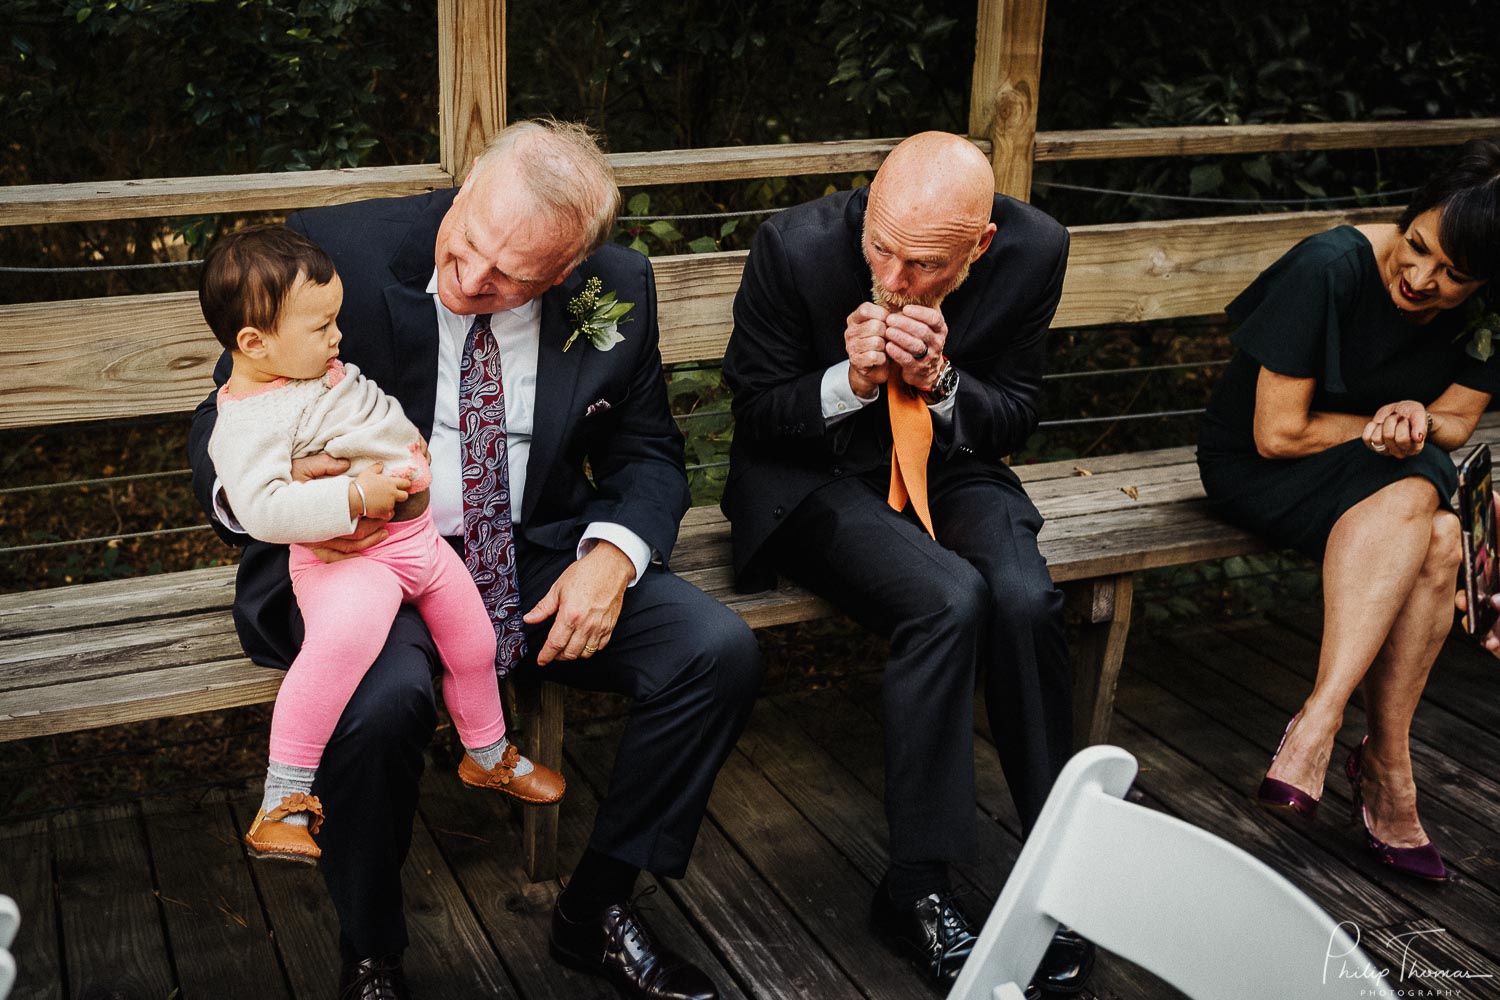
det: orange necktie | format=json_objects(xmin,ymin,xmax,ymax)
[{"xmin": 887, "ymin": 372, "xmax": 935, "ymax": 537}]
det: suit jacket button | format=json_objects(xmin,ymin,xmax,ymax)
[
  {"xmin": 773, "ymin": 505, "xmax": 786, "ymax": 519},
  {"xmin": 831, "ymin": 467, "xmax": 843, "ymax": 477}
]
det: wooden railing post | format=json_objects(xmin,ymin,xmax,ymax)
[
  {"xmin": 969, "ymin": 0, "xmax": 1048, "ymax": 201},
  {"xmin": 438, "ymin": 0, "xmax": 507, "ymax": 184}
]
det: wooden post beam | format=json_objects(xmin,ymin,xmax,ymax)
[
  {"xmin": 438, "ymin": 0, "xmax": 507, "ymax": 184},
  {"xmin": 969, "ymin": 0, "xmax": 1049, "ymax": 201}
]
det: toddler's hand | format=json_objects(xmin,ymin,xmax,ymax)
[{"xmin": 348, "ymin": 463, "xmax": 411, "ymax": 520}]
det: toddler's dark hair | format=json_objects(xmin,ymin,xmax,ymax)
[{"xmin": 199, "ymin": 224, "xmax": 336, "ymax": 350}]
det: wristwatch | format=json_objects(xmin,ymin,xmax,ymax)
[{"xmin": 916, "ymin": 358, "xmax": 960, "ymax": 405}]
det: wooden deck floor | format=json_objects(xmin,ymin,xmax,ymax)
[{"xmin": 5, "ymin": 608, "xmax": 1500, "ymax": 1000}]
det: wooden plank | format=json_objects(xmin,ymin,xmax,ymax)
[
  {"xmin": 0, "ymin": 290, "xmax": 219, "ymax": 429},
  {"xmin": 6, "ymin": 118, "xmax": 1493, "ymax": 228},
  {"xmin": 0, "ymin": 209, "xmax": 1398, "ymax": 429},
  {"xmin": 1108, "ymin": 712, "xmax": 1495, "ymax": 988},
  {"xmin": 1013, "ymin": 444, "xmax": 1199, "ymax": 483},
  {"xmin": 1034, "ymin": 118, "xmax": 1500, "ymax": 162},
  {"xmin": 775, "ymin": 679, "xmax": 1181, "ymax": 998},
  {"xmin": 1204, "ymin": 620, "xmax": 1500, "ymax": 837},
  {"xmin": 541, "ymin": 757, "xmax": 759, "ymax": 1000},
  {"xmin": 0, "ymin": 565, "xmax": 236, "ymax": 640},
  {"xmin": 1143, "ymin": 627, "xmax": 1500, "ymax": 897},
  {"xmin": 417, "ymin": 751, "xmax": 610, "ymax": 1000},
  {"xmin": 0, "ymin": 611, "xmax": 245, "ymax": 689},
  {"xmin": 1269, "ymin": 607, "xmax": 1500, "ymax": 746},
  {"xmin": 652, "ymin": 251, "xmax": 748, "ymax": 365},
  {"xmin": 691, "ymin": 748, "xmax": 935, "ymax": 996},
  {"xmin": 0, "ymin": 819, "xmax": 62, "ymax": 1000},
  {"xmin": 399, "ymin": 807, "xmax": 518, "ymax": 997},
  {"xmin": 1054, "ymin": 206, "xmax": 1396, "ymax": 329},
  {"xmin": 224, "ymin": 789, "xmax": 342, "ymax": 999},
  {"xmin": 1114, "ymin": 654, "xmax": 1500, "ymax": 969},
  {"xmin": 141, "ymin": 792, "xmax": 289, "ymax": 1000},
  {"xmin": 610, "ymin": 138, "xmax": 920, "ymax": 187},
  {"xmin": 1067, "ymin": 574, "xmax": 1134, "ymax": 747},
  {"xmin": 52, "ymin": 804, "xmax": 176, "ymax": 999},
  {"xmin": 969, "ymin": 0, "xmax": 1048, "ymax": 200},
  {"xmin": 563, "ymin": 733, "xmax": 866, "ymax": 1000},
  {"xmin": 0, "ymin": 165, "xmax": 453, "ymax": 227},
  {"xmin": 0, "ymin": 659, "xmax": 283, "ymax": 741},
  {"xmin": 420, "ymin": 750, "xmax": 674, "ymax": 1000},
  {"xmin": 438, "ymin": 0, "xmax": 506, "ymax": 181}
]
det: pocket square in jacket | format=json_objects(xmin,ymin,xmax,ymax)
[{"xmin": 583, "ymin": 398, "xmax": 612, "ymax": 418}]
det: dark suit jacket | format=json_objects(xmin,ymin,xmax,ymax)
[
  {"xmin": 188, "ymin": 189, "xmax": 689, "ymax": 668},
  {"xmin": 720, "ymin": 187, "xmax": 1069, "ymax": 589}
]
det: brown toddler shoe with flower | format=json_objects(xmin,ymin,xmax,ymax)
[{"xmin": 245, "ymin": 792, "xmax": 324, "ymax": 864}]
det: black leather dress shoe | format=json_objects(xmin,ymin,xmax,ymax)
[
  {"xmin": 869, "ymin": 889, "xmax": 978, "ymax": 987},
  {"xmin": 338, "ymin": 955, "xmax": 411, "ymax": 1000},
  {"xmin": 1032, "ymin": 926, "xmax": 1095, "ymax": 996},
  {"xmin": 550, "ymin": 896, "xmax": 719, "ymax": 1000}
]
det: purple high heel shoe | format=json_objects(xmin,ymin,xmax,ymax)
[
  {"xmin": 1345, "ymin": 737, "xmax": 1448, "ymax": 882},
  {"xmin": 1256, "ymin": 714, "xmax": 1320, "ymax": 820}
]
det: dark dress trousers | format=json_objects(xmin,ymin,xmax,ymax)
[
  {"xmin": 721, "ymin": 187, "xmax": 1073, "ymax": 854},
  {"xmin": 188, "ymin": 189, "xmax": 761, "ymax": 960}
]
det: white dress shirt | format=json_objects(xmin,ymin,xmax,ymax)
[
  {"xmin": 214, "ymin": 271, "xmax": 652, "ymax": 586},
  {"xmin": 424, "ymin": 271, "xmax": 651, "ymax": 584}
]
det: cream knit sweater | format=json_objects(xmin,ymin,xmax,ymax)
[{"xmin": 209, "ymin": 360, "xmax": 432, "ymax": 545}]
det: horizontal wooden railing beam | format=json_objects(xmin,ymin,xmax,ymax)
[
  {"xmin": 6, "ymin": 119, "xmax": 1496, "ymax": 228},
  {"xmin": 0, "ymin": 164, "xmax": 455, "ymax": 228},
  {"xmin": 0, "ymin": 206, "xmax": 1400, "ymax": 430},
  {"xmin": 1034, "ymin": 118, "xmax": 1500, "ymax": 161}
]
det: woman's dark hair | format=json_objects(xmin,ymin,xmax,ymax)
[
  {"xmin": 1398, "ymin": 137, "xmax": 1500, "ymax": 281},
  {"xmin": 199, "ymin": 224, "xmax": 337, "ymax": 350}
]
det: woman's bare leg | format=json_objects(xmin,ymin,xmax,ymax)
[
  {"xmin": 1355, "ymin": 509, "xmax": 1459, "ymax": 847},
  {"xmin": 1265, "ymin": 477, "xmax": 1440, "ymax": 799}
]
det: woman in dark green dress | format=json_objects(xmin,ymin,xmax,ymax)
[{"xmin": 1198, "ymin": 139, "xmax": 1500, "ymax": 881}]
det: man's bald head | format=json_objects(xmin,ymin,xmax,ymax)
[
  {"xmin": 869, "ymin": 132, "xmax": 995, "ymax": 235},
  {"xmin": 862, "ymin": 132, "xmax": 997, "ymax": 310}
]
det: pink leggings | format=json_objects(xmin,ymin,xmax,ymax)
[{"xmin": 270, "ymin": 510, "xmax": 505, "ymax": 768}]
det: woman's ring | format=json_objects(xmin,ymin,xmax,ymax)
[
  {"xmin": 913, "ymin": 345, "xmax": 928, "ymax": 360},
  {"xmin": 583, "ymin": 644, "xmax": 598, "ymax": 655},
  {"xmin": 1371, "ymin": 443, "xmax": 1388, "ymax": 453}
]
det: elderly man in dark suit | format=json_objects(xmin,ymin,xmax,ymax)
[
  {"xmin": 190, "ymin": 120, "xmax": 759, "ymax": 1000},
  {"xmin": 722, "ymin": 131, "xmax": 1092, "ymax": 994}
]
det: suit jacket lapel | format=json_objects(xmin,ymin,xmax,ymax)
[
  {"xmin": 383, "ymin": 190, "xmax": 455, "ymax": 436},
  {"xmin": 522, "ymin": 269, "xmax": 588, "ymax": 525}
]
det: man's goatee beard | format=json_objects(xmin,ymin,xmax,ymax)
[{"xmin": 871, "ymin": 258, "xmax": 972, "ymax": 311}]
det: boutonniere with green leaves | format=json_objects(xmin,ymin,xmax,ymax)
[
  {"xmin": 1459, "ymin": 294, "xmax": 1500, "ymax": 363},
  {"xmin": 564, "ymin": 276, "xmax": 634, "ymax": 352}
]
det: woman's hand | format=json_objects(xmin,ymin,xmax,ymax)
[{"xmin": 1363, "ymin": 400, "xmax": 1429, "ymax": 459}]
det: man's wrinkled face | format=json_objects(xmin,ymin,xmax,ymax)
[
  {"xmin": 433, "ymin": 160, "xmax": 580, "ymax": 315},
  {"xmin": 862, "ymin": 195, "xmax": 991, "ymax": 311}
]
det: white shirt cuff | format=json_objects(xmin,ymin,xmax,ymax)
[
  {"xmin": 578, "ymin": 522, "xmax": 653, "ymax": 587},
  {"xmin": 928, "ymin": 390, "xmax": 958, "ymax": 423},
  {"xmin": 822, "ymin": 361, "xmax": 880, "ymax": 425},
  {"xmin": 211, "ymin": 477, "xmax": 248, "ymax": 535}
]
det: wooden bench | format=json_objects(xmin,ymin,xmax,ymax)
[{"xmin": 1, "ymin": 202, "xmax": 1444, "ymax": 881}]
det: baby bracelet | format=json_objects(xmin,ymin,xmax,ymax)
[{"xmin": 353, "ymin": 481, "xmax": 369, "ymax": 517}]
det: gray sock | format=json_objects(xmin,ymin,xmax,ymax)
[
  {"xmin": 261, "ymin": 761, "xmax": 318, "ymax": 827},
  {"xmin": 467, "ymin": 735, "xmax": 533, "ymax": 776}
]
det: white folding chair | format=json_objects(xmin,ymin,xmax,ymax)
[
  {"xmin": 947, "ymin": 746, "xmax": 1385, "ymax": 1000},
  {"xmin": 0, "ymin": 894, "xmax": 18, "ymax": 1000}
]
